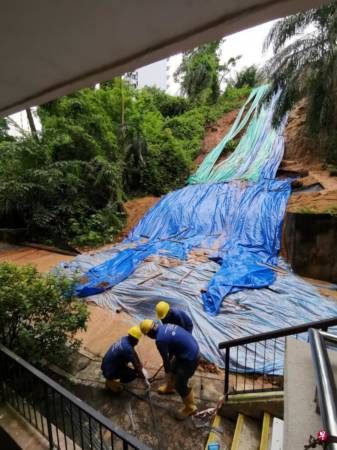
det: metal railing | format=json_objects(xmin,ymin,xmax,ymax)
[
  {"xmin": 310, "ymin": 329, "xmax": 337, "ymax": 450},
  {"xmin": 0, "ymin": 344, "xmax": 151, "ymax": 450},
  {"xmin": 218, "ymin": 317, "xmax": 337, "ymax": 399}
]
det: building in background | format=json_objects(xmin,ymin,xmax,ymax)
[
  {"xmin": 125, "ymin": 58, "xmax": 171, "ymax": 92},
  {"xmin": 123, "ymin": 71, "xmax": 139, "ymax": 88}
]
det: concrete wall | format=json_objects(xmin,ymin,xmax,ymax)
[{"xmin": 284, "ymin": 212, "xmax": 337, "ymax": 282}]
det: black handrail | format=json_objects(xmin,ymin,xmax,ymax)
[
  {"xmin": 218, "ymin": 316, "xmax": 337, "ymax": 399},
  {"xmin": 219, "ymin": 317, "xmax": 337, "ymax": 349},
  {"xmin": 0, "ymin": 343, "xmax": 151, "ymax": 450},
  {"xmin": 309, "ymin": 329, "xmax": 337, "ymax": 450}
]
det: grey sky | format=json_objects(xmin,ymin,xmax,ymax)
[{"xmin": 168, "ymin": 20, "xmax": 275, "ymax": 95}]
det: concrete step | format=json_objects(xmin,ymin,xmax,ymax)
[
  {"xmin": 0, "ymin": 404, "xmax": 49, "ymax": 450},
  {"xmin": 231, "ymin": 413, "xmax": 261, "ymax": 450},
  {"xmin": 204, "ymin": 413, "xmax": 235, "ymax": 450},
  {"xmin": 222, "ymin": 391, "xmax": 283, "ymax": 421},
  {"xmin": 204, "ymin": 409, "xmax": 279, "ymax": 450}
]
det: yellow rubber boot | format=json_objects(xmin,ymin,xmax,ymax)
[
  {"xmin": 105, "ymin": 379, "xmax": 123, "ymax": 394},
  {"xmin": 177, "ymin": 388, "xmax": 197, "ymax": 419},
  {"xmin": 157, "ymin": 374, "xmax": 175, "ymax": 395}
]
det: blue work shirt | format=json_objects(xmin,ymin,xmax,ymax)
[
  {"xmin": 101, "ymin": 336, "xmax": 136, "ymax": 379},
  {"xmin": 156, "ymin": 324, "xmax": 199, "ymax": 372},
  {"xmin": 162, "ymin": 308, "xmax": 193, "ymax": 333}
]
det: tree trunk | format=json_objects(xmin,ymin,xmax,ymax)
[
  {"xmin": 26, "ymin": 108, "xmax": 38, "ymax": 141},
  {"xmin": 120, "ymin": 77, "xmax": 125, "ymax": 126}
]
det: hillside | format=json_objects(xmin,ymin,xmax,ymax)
[{"xmin": 193, "ymin": 99, "xmax": 337, "ymax": 215}]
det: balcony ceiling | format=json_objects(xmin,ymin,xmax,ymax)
[{"xmin": 0, "ymin": 0, "xmax": 329, "ymax": 116}]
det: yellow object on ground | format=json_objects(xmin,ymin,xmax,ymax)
[
  {"xmin": 205, "ymin": 414, "xmax": 222, "ymax": 450},
  {"xmin": 105, "ymin": 379, "xmax": 123, "ymax": 393},
  {"xmin": 128, "ymin": 325, "xmax": 142, "ymax": 340},
  {"xmin": 140, "ymin": 319, "xmax": 154, "ymax": 335},
  {"xmin": 231, "ymin": 414, "xmax": 244, "ymax": 450},
  {"xmin": 177, "ymin": 388, "xmax": 197, "ymax": 419},
  {"xmin": 156, "ymin": 301, "xmax": 170, "ymax": 320},
  {"xmin": 158, "ymin": 374, "xmax": 175, "ymax": 395},
  {"xmin": 259, "ymin": 412, "xmax": 271, "ymax": 450}
]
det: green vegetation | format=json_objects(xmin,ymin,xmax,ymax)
[
  {"xmin": 174, "ymin": 40, "xmax": 240, "ymax": 105},
  {"xmin": 0, "ymin": 262, "xmax": 88, "ymax": 365},
  {"xmin": 296, "ymin": 207, "xmax": 316, "ymax": 214},
  {"xmin": 325, "ymin": 207, "xmax": 337, "ymax": 216},
  {"xmin": 0, "ymin": 59, "xmax": 250, "ymax": 248},
  {"xmin": 231, "ymin": 65, "xmax": 260, "ymax": 88},
  {"xmin": 263, "ymin": 1, "xmax": 337, "ymax": 164}
]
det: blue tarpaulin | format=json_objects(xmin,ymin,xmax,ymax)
[
  {"xmin": 59, "ymin": 91, "xmax": 337, "ymax": 371},
  {"xmin": 61, "ymin": 252, "xmax": 337, "ymax": 372},
  {"xmin": 76, "ymin": 179, "xmax": 291, "ymax": 314}
]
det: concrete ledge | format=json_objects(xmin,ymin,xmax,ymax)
[
  {"xmin": 221, "ymin": 392, "xmax": 284, "ymax": 421},
  {"xmin": 0, "ymin": 404, "xmax": 49, "ymax": 450}
]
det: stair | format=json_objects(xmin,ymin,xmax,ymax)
[
  {"xmin": 205, "ymin": 406, "xmax": 284, "ymax": 450},
  {"xmin": 231, "ymin": 413, "xmax": 260, "ymax": 450}
]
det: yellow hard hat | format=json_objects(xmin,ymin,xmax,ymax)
[
  {"xmin": 140, "ymin": 319, "xmax": 155, "ymax": 335},
  {"xmin": 128, "ymin": 325, "xmax": 142, "ymax": 340},
  {"xmin": 156, "ymin": 301, "xmax": 170, "ymax": 320}
]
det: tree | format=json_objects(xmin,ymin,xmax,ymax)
[
  {"xmin": 26, "ymin": 108, "xmax": 38, "ymax": 141},
  {"xmin": 0, "ymin": 117, "xmax": 13, "ymax": 142},
  {"xmin": 232, "ymin": 65, "xmax": 260, "ymax": 88},
  {"xmin": 0, "ymin": 77, "xmax": 251, "ymax": 246},
  {"xmin": 263, "ymin": 2, "xmax": 337, "ymax": 163},
  {"xmin": 0, "ymin": 262, "xmax": 88, "ymax": 365},
  {"xmin": 174, "ymin": 40, "xmax": 240, "ymax": 105}
]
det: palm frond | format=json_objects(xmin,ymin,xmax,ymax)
[{"xmin": 263, "ymin": 10, "xmax": 315, "ymax": 53}]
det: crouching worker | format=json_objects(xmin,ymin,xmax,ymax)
[
  {"xmin": 140, "ymin": 320, "xmax": 200, "ymax": 418},
  {"xmin": 101, "ymin": 326, "xmax": 146, "ymax": 394},
  {"xmin": 156, "ymin": 301, "xmax": 193, "ymax": 333}
]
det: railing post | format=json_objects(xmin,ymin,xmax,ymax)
[
  {"xmin": 43, "ymin": 384, "xmax": 54, "ymax": 450},
  {"xmin": 224, "ymin": 348, "xmax": 230, "ymax": 400}
]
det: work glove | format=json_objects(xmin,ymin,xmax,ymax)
[
  {"xmin": 141, "ymin": 368, "xmax": 151, "ymax": 389},
  {"xmin": 141, "ymin": 367, "xmax": 149, "ymax": 379}
]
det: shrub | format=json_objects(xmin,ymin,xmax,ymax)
[
  {"xmin": 0, "ymin": 263, "xmax": 89, "ymax": 365},
  {"xmin": 0, "ymin": 80, "xmax": 250, "ymax": 247}
]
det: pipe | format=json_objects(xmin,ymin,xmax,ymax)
[{"xmin": 309, "ymin": 329, "xmax": 337, "ymax": 450}]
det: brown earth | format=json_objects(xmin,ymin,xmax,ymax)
[
  {"xmin": 280, "ymin": 99, "xmax": 337, "ymax": 213},
  {"xmin": 287, "ymin": 187, "xmax": 337, "ymax": 214},
  {"xmin": 196, "ymin": 98, "xmax": 337, "ymax": 215},
  {"xmin": 194, "ymin": 109, "xmax": 239, "ymax": 166},
  {"xmin": 122, "ymin": 196, "xmax": 160, "ymax": 238},
  {"xmin": 0, "ymin": 243, "xmax": 72, "ymax": 272},
  {"xmin": 283, "ymin": 99, "xmax": 323, "ymax": 165}
]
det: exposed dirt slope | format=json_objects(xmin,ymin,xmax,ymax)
[
  {"xmin": 283, "ymin": 100, "xmax": 337, "ymax": 213},
  {"xmin": 283, "ymin": 99, "xmax": 323, "ymax": 165},
  {"xmin": 197, "ymin": 99, "xmax": 337, "ymax": 214},
  {"xmin": 194, "ymin": 109, "xmax": 239, "ymax": 166},
  {"xmin": 122, "ymin": 196, "xmax": 160, "ymax": 238}
]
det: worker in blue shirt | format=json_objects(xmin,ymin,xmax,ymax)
[
  {"xmin": 140, "ymin": 320, "xmax": 200, "ymax": 418},
  {"xmin": 101, "ymin": 326, "xmax": 148, "ymax": 393},
  {"xmin": 156, "ymin": 301, "xmax": 193, "ymax": 333}
]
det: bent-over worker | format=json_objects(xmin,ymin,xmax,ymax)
[
  {"xmin": 156, "ymin": 301, "xmax": 193, "ymax": 333},
  {"xmin": 101, "ymin": 326, "xmax": 147, "ymax": 393},
  {"xmin": 140, "ymin": 320, "xmax": 200, "ymax": 418}
]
